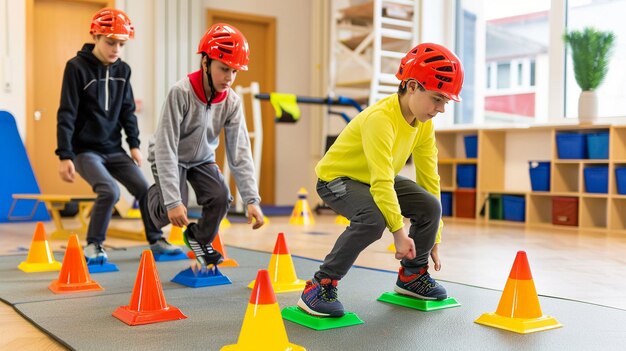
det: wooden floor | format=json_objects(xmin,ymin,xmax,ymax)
[{"xmin": 1, "ymin": 215, "xmax": 626, "ymax": 350}]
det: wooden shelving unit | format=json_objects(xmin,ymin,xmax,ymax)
[{"xmin": 436, "ymin": 124, "xmax": 626, "ymax": 235}]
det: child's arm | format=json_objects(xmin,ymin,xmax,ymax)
[{"xmin": 56, "ymin": 63, "xmax": 81, "ymax": 161}]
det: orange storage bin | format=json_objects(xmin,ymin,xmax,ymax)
[
  {"xmin": 552, "ymin": 197, "xmax": 578, "ymax": 226},
  {"xmin": 454, "ymin": 189, "xmax": 476, "ymax": 218}
]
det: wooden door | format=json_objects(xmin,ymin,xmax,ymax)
[
  {"xmin": 26, "ymin": 0, "xmax": 112, "ymax": 194},
  {"xmin": 207, "ymin": 10, "xmax": 276, "ymax": 205}
]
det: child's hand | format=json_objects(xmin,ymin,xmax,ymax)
[
  {"xmin": 392, "ymin": 228, "xmax": 416, "ymax": 260},
  {"xmin": 246, "ymin": 203, "xmax": 265, "ymax": 229},
  {"xmin": 430, "ymin": 243, "xmax": 442, "ymax": 271},
  {"xmin": 130, "ymin": 148, "xmax": 143, "ymax": 166},
  {"xmin": 167, "ymin": 204, "xmax": 189, "ymax": 228},
  {"xmin": 59, "ymin": 160, "xmax": 76, "ymax": 183}
]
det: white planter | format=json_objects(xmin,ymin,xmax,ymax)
[{"xmin": 578, "ymin": 90, "xmax": 598, "ymax": 123}]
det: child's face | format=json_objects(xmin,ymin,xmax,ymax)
[
  {"xmin": 93, "ymin": 36, "xmax": 126, "ymax": 65},
  {"xmin": 407, "ymin": 81, "xmax": 450, "ymax": 123},
  {"xmin": 210, "ymin": 60, "xmax": 238, "ymax": 92}
]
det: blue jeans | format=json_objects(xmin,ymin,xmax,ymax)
[
  {"xmin": 74, "ymin": 152, "xmax": 162, "ymax": 244},
  {"xmin": 315, "ymin": 176, "xmax": 441, "ymax": 280}
]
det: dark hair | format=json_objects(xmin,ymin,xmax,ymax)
[{"xmin": 397, "ymin": 80, "xmax": 426, "ymax": 96}]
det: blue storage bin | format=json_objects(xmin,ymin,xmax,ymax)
[
  {"xmin": 528, "ymin": 161, "xmax": 550, "ymax": 191},
  {"xmin": 584, "ymin": 166, "xmax": 608, "ymax": 193},
  {"xmin": 464, "ymin": 135, "xmax": 478, "ymax": 158},
  {"xmin": 502, "ymin": 195, "xmax": 525, "ymax": 222},
  {"xmin": 615, "ymin": 167, "xmax": 626, "ymax": 195},
  {"xmin": 556, "ymin": 133, "xmax": 587, "ymax": 159},
  {"xmin": 587, "ymin": 131, "xmax": 609, "ymax": 159},
  {"xmin": 456, "ymin": 164, "xmax": 477, "ymax": 188},
  {"xmin": 440, "ymin": 192, "xmax": 452, "ymax": 216}
]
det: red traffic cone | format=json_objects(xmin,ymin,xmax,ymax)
[
  {"xmin": 222, "ymin": 270, "xmax": 305, "ymax": 350},
  {"xmin": 48, "ymin": 234, "xmax": 103, "ymax": 294},
  {"xmin": 113, "ymin": 250, "xmax": 187, "ymax": 325}
]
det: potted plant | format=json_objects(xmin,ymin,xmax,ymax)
[{"xmin": 563, "ymin": 27, "xmax": 615, "ymax": 123}]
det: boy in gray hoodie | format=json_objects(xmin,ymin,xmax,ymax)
[{"xmin": 145, "ymin": 23, "xmax": 265, "ymax": 267}]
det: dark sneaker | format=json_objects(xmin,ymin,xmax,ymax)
[
  {"xmin": 150, "ymin": 238, "xmax": 183, "ymax": 256},
  {"xmin": 84, "ymin": 242, "xmax": 107, "ymax": 264},
  {"xmin": 394, "ymin": 266, "xmax": 447, "ymax": 300},
  {"xmin": 183, "ymin": 223, "xmax": 224, "ymax": 267},
  {"xmin": 297, "ymin": 278, "xmax": 345, "ymax": 317}
]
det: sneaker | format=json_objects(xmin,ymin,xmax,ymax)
[
  {"xmin": 394, "ymin": 266, "xmax": 447, "ymax": 300},
  {"xmin": 150, "ymin": 238, "xmax": 183, "ymax": 256},
  {"xmin": 84, "ymin": 242, "xmax": 107, "ymax": 264},
  {"xmin": 183, "ymin": 223, "xmax": 224, "ymax": 267},
  {"xmin": 297, "ymin": 278, "xmax": 345, "ymax": 317}
]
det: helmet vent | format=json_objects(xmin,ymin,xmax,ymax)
[
  {"xmin": 424, "ymin": 55, "xmax": 445, "ymax": 63},
  {"xmin": 436, "ymin": 66, "xmax": 453, "ymax": 72},
  {"xmin": 435, "ymin": 74, "xmax": 452, "ymax": 83},
  {"xmin": 425, "ymin": 48, "xmax": 434, "ymax": 52},
  {"xmin": 218, "ymin": 47, "xmax": 233, "ymax": 54}
]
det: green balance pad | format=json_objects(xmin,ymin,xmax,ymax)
[
  {"xmin": 281, "ymin": 306, "xmax": 364, "ymax": 330},
  {"xmin": 377, "ymin": 292, "xmax": 460, "ymax": 311}
]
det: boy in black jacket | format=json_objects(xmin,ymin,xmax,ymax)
[{"xmin": 56, "ymin": 8, "xmax": 181, "ymax": 263}]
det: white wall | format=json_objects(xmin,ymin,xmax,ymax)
[{"xmin": 0, "ymin": 0, "xmax": 26, "ymax": 138}]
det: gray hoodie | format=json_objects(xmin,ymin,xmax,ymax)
[{"xmin": 148, "ymin": 77, "xmax": 260, "ymax": 210}]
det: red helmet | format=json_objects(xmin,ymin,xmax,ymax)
[
  {"xmin": 89, "ymin": 8, "xmax": 134, "ymax": 40},
  {"xmin": 197, "ymin": 23, "xmax": 250, "ymax": 71},
  {"xmin": 396, "ymin": 43, "xmax": 464, "ymax": 102}
]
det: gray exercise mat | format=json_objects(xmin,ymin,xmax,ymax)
[{"xmin": 4, "ymin": 246, "xmax": 626, "ymax": 350}]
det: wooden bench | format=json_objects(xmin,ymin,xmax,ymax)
[{"xmin": 9, "ymin": 194, "xmax": 146, "ymax": 241}]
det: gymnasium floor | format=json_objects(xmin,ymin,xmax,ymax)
[{"xmin": 1, "ymin": 214, "xmax": 625, "ymax": 350}]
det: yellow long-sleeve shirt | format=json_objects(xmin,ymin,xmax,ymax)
[{"xmin": 316, "ymin": 94, "xmax": 443, "ymax": 242}]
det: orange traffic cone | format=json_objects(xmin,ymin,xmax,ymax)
[
  {"xmin": 213, "ymin": 232, "xmax": 239, "ymax": 267},
  {"xmin": 248, "ymin": 233, "xmax": 306, "ymax": 293},
  {"xmin": 168, "ymin": 225, "xmax": 185, "ymax": 246},
  {"xmin": 222, "ymin": 269, "xmax": 305, "ymax": 351},
  {"xmin": 18, "ymin": 222, "xmax": 62, "ymax": 272},
  {"xmin": 49, "ymin": 234, "xmax": 103, "ymax": 294},
  {"xmin": 113, "ymin": 250, "xmax": 187, "ymax": 325},
  {"xmin": 475, "ymin": 251, "xmax": 562, "ymax": 333},
  {"xmin": 289, "ymin": 188, "xmax": 314, "ymax": 225}
]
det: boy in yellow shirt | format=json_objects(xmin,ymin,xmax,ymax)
[{"xmin": 298, "ymin": 43, "xmax": 464, "ymax": 317}]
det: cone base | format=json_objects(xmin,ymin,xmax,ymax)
[
  {"xmin": 221, "ymin": 342, "xmax": 305, "ymax": 351},
  {"xmin": 281, "ymin": 306, "xmax": 364, "ymax": 331},
  {"xmin": 475, "ymin": 312, "xmax": 562, "ymax": 334},
  {"xmin": 219, "ymin": 258, "xmax": 239, "ymax": 267},
  {"xmin": 18, "ymin": 261, "xmax": 62, "ymax": 273},
  {"xmin": 377, "ymin": 292, "xmax": 461, "ymax": 311},
  {"xmin": 112, "ymin": 305, "xmax": 187, "ymax": 326},
  {"xmin": 289, "ymin": 218, "xmax": 315, "ymax": 226},
  {"xmin": 247, "ymin": 279, "xmax": 307, "ymax": 293},
  {"xmin": 48, "ymin": 279, "xmax": 104, "ymax": 294},
  {"xmin": 87, "ymin": 262, "xmax": 119, "ymax": 273},
  {"xmin": 153, "ymin": 252, "xmax": 189, "ymax": 262},
  {"xmin": 171, "ymin": 267, "xmax": 232, "ymax": 288}
]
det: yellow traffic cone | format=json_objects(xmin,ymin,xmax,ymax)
[
  {"xmin": 475, "ymin": 251, "xmax": 562, "ymax": 333},
  {"xmin": 335, "ymin": 215, "xmax": 350, "ymax": 225},
  {"xmin": 289, "ymin": 188, "xmax": 314, "ymax": 225},
  {"xmin": 220, "ymin": 217, "xmax": 232, "ymax": 229},
  {"xmin": 222, "ymin": 269, "xmax": 305, "ymax": 351},
  {"xmin": 248, "ymin": 233, "xmax": 306, "ymax": 293},
  {"xmin": 18, "ymin": 222, "xmax": 62, "ymax": 272},
  {"xmin": 168, "ymin": 225, "xmax": 185, "ymax": 246},
  {"xmin": 387, "ymin": 243, "xmax": 396, "ymax": 252}
]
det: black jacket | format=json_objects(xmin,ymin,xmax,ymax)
[{"xmin": 56, "ymin": 43, "xmax": 140, "ymax": 160}]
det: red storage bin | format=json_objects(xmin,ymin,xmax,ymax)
[
  {"xmin": 454, "ymin": 189, "xmax": 476, "ymax": 218},
  {"xmin": 552, "ymin": 197, "xmax": 578, "ymax": 226}
]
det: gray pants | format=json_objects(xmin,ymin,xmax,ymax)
[
  {"xmin": 145, "ymin": 162, "xmax": 231, "ymax": 245},
  {"xmin": 316, "ymin": 176, "xmax": 441, "ymax": 280},
  {"xmin": 74, "ymin": 152, "xmax": 162, "ymax": 244}
]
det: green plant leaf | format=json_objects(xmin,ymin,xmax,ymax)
[{"xmin": 563, "ymin": 27, "xmax": 615, "ymax": 91}]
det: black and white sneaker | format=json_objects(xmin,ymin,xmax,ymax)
[
  {"xmin": 84, "ymin": 242, "xmax": 108, "ymax": 265},
  {"xmin": 183, "ymin": 223, "xmax": 224, "ymax": 267}
]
